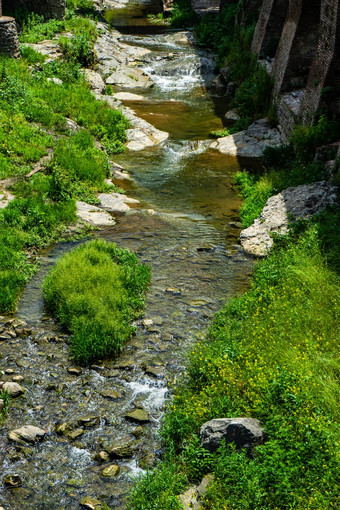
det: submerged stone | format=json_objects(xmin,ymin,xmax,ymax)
[
  {"xmin": 4, "ymin": 474, "xmax": 22, "ymax": 487},
  {"xmin": 99, "ymin": 389, "xmax": 122, "ymax": 400},
  {"xmin": 101, "ymin": 464, "xmax": 120, "ymax": 478},
  {"xmin": 80, "ymin": 496, "xmax": 102, "ymax": 510},
  {"xmin": 125, "ymin": 409, "xmax": 150, "ymax": 424},
  {"xmin": 2, "ymin": 381, "xmax": 24, "ymax": 398},
  {"xmin": 8, "ymin": 425, "xmax": 46, "ymax": 444}
]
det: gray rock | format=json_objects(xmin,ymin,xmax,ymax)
[
  {"xmin": 210, "ymin": 118, "xmax": 281, "ymax": 158},
  {"xmin": 0, "ymin": 399, "xmax": 4, "ymax": 411},
  {"xmin": 104, "ymin": 436, "xmax": 137, "ymax": 458},
  {"xmin": 100, "ymin": 389, "xmax": 122, "ymax": 400},
  {"xmin": 225, "ymin": 109, "xmax": 240, "ymax": 122},
  {"xmin": 83, "ymin": 69, "xmax": 106, "ymax": 94},
  {"xmin": 2, "ymin": 381, "xmax": 24, "ymax": 397},
  {"xmin": 76, "ymin": 201, "xmax": 116, "ymax": 226},
  {"xmin": 8, "ymin": 425, "xmax": 46, "ymax": 444},
  {"xmin": 240, "ymin": 181, "xmax": 339, "ymax": 256},
  {"xmin": 47, "ymin": 77, "xmax": 63, "ymax": 85},
  {"xmin": 12, "ymin": 375, "xmax": 24, "ymax": 383},
  {"xmin": 93, "ymin": 450, "xmax": 109, "ymax": 462},
  {"xmin": 200, "ymin": 418, "xmax": 265, "ymax": 452},
  {"xmin": 125, "ymin": 409, "xmax": 150, "ymax": 423},
  {"xmin": 97, "ymin": 192, "xmax": 139, "ymax": 213},
  {"xmin": 106, "ymin": 65, "xmax": 154, "ymax": 89}
]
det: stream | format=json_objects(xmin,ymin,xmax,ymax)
[{"xmin": 0, "ymin": 2, "xmax": 254, "ymax": 509}]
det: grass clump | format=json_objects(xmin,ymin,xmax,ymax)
[{"xmin": 43, "ymin": 240, "xmax": 150, "ymax": 364}]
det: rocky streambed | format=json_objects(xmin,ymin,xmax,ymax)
[{"xmin": 0, "ymin": 3, "xmax": 255, "ymax": 509}]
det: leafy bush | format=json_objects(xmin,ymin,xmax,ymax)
[
  {"xmin": 291, "ymin": 115, "xmax": 340, "ymax": 164},
  {"xmin": 43, "ymin": 240, "xmax": 150, "ymax": 364},
  {"xmin": 60, "ymin": 34, "xmax": 95, "ymax": 67},
  {"xmin": 20, "ymin": 13, "xmax": 65, "ymax": 43}
]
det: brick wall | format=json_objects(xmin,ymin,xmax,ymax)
[
  {"xmin": 272, "ymin": 0, "xmax": 321, "ymax": 96},
  {"xmin": 251, "ymin": 0, "xmax": 288, "ymax": 56},
  {"xmin": 300, "ymin": 0, "xmax": 340, "ymax": 123}
]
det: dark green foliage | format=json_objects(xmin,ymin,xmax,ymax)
[
  {"xmin": 20, "ymin": 13, "xmax": 65, "ymax": 43},
  {"xmin": 0, "ymin": 390, "xmax": 10, "ymax": 423},
  {"xmin": 170, "ymin": 0, "xmax": 198, "ymax": 28},
  {"xmin": 60, "ymin": 34, "xmax": 95, "ymax": 68},
  {"xmin": 43, "ymin": 240, "xmax": 150, "ymax": 364},
  {"xmin": 233, "ymin": 64, "xmax": 273, "ymax": 119}
]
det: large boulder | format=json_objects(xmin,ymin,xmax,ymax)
[
  {"xmin": 200, "ymin": 418, "xmax": 265, "ymax": 452},
  {"xmin": 2, "ymin": 381, "xmax": 24, "ymax": 397},
  {"xmin": 106, "ymin": 65, "xmax": 154, "ymax": 89},
  {"xmin": 210, "ymin": 118, "xmax": 281, "ymax": 158},
  {"xmin": 8, "ymin": 425, "xmax": 46, "ymax": 444},
  {"xmin": 240, "ymin": 181, "xmax": 339, "ymax": 256}
]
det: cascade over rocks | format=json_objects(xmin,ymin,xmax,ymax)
[
  {"xmin": 240, "ymin": 181, "xmax": 339, "ymax": 256},
  {"xmin": 200, "ymin": 418, "xmax": 265, "ymax": 452}
]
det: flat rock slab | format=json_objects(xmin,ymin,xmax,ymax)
[
  {"xmin": 8, "ymin": 425, "xmax": 46, "ymax": 444},
  {"xmin": 0, "ymin": 189, "xmax": 15, "ymax": 209},
  {"xmin": 114, "ymin": 92, "xmax": 148, "ymax": 101},
  {"xmin": 178, "ymin": 474, "xmax": 214, "ymax": 510},
  {"xmin": 200, "ymin": 417, "xmax": 265, "ymax": 452},
  {"xmin": 76, "ymin": 201, "xmax": 116, "ymax": 226},
  {"xmin": 98, "ymin": 192, "xmax": 139, "ymax": 213},
  {"xmin": 106, "ymin": 65, "xmax": 154, "ymax": 89},
  {"xmin": 125, "ymin": 409, "xmax": 150, "ymax": 423},
  {"xmin": 210, "ymin": 118, "xmax": 281, "ymax": 158},
  {"xmin": 240, "ymin": 181, "xmax": 339, "ymax": 256}
]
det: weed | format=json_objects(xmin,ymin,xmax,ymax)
[{"xmin": 43, "ymin": 240, "xmax": 150, "ymax": 364}]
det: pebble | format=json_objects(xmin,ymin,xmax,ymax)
[
  {"xmin": 67, "ymin": 367, "xmax": 82, "ymax": 376},
  {"xmin": 12, "ymin": 375, "xmax": 24, "ymax": 382},
  {"xmin": 4, "ymin": 473, "xmax": 22, "ymax": 487},
  {"xmin": 101, "ymin": 464, "xmax": 120, "ymax": 478},
  {"xmin": 5, "ymin": 368, "xmax": 15, "ymax": 374},
  {"xmin": 93, "ymin": 451, "xmax": 109, "ymax": 462},
  {"xmin": 165, "ymin": 287, "xmax": 181, "ymax": 295}
]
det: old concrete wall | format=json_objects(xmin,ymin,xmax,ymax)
[
  {"xmin": 251, "ymin": 0, "xmax": 288, "ymax": 56},
  {"xmin": 4, "ymin": 0, "xmax": 66, "ymax": 19},
  {"xmin": 300, "ymin": 0, "xmax": 340, "ymax": 124},
  {"xmin": 0, "ymin": 17, "xmax": 20, "ymax": 58},
  {"xmin": 272, "ymin": 0, "xmax": 321, "ymax": 95}
]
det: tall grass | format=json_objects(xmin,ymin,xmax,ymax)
[{"xmin": 43, "ymin": 240, "xmax": 150, "ymax": 364}]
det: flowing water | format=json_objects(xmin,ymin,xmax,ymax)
[{"xmin": 0, "ymin": 3, "xmax": 254, "ymax": 509}]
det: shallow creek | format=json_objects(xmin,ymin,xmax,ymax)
[{"xmin": 0, "ymin": 3, "xmax": 254, "ymax": 509}]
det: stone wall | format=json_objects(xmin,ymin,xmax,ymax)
[
  {"xmin": 4, "ymin": 0, "xmax": 66, "ymax": 20},
  {"xmin": 0, "ymin": 17, "xmax": 20, "ymax": 58}
]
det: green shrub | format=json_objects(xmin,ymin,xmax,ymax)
[
  {"xmin": 20, "ymin": 13, "xmax": 65, "ymax": 43},
  {"xmin": 60, "ymin": 33, "xmax": 95, "ymax": 67},
  {"xmin": 20, "ymin": 45, "xmax": 46, "ymax": 63},
  {"xmin": 291, "ymin": 115, "xmax": 340, "ymax": 164},
  {"xmin": 43, "ymin": 240, "xmax": 150, "ymax": 363}
]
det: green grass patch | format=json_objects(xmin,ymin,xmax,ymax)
[{"xmin": 43, "ymin": 240, "xmax": 150, "ymax": 364}]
